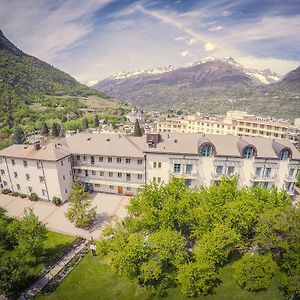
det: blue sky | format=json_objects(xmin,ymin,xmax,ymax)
[{"xmin": 1, "ymin": 0, "xmax": 300, "ymax": 84}]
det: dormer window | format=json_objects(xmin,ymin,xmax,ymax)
[
  {"xmin": 243, "ymin": 147, "xmax": 254, "ymax": 159},
  {"xmin": 199, "ymin": 144, "xmax": 213, "ymax": 157},
  {"xmin": 279, "ymin": 149, "xmax": 290, "ymax": 161}
]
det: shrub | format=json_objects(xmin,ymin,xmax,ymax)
[
  {"xmin": 11, "ymin": 192, "xmax": 20, "ymax": 197},
  {"xmin": 20, "ymin": 194, "xmax": 27, "ymax": 198},
  {"xmin": 52, "ymin": 196, "xmax": 62, "ymax": 206},
  {"xmin": 1, "ymin": 189, "xmax": 11, "ymax": 195},
  {"xmin": 29, "ymin": 192, "xmax": 39, "ymax": 201}
]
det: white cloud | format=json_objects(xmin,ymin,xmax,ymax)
[
  {"xmin": 186, "ymin": 38, "xmax": 198, "ymax": 45},
  {"xmin": 179, "ymin": 50, "xmax": 191, "ymax": 57},
  {"xmin": 208, "ymin": 25, "xmax": 224, "ymax": 31},
  {"xmin": 223, "ymin": 10, "xmax": 232, "ymax": 17},
  {"xmin": 204, "ymin": 42, "xmax": 216, "ymax": 51}
]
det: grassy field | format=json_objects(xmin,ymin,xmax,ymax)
[{"xmin": 36, "ymin": 253, "xmax": 284, "ymax": 300}]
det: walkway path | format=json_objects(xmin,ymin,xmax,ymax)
[
  {"xmin": 18, "ymin": 239, "xmax": 88, "ymax": 300},
  {"xmin": 0, "ymin": 193, "xmax": 130, "ymax": 239}
]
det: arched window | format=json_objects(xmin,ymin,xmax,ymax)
[
  {"xmin": 279, "ymin": 149, "xmax": 290, "ymax": 160},
  {"xmin": 199, "ymin": 144, "xmax": 213, "ymax": 157},
  {"xmin": 243, "ymin": 147, "xmax": 254, "ymax": 159}
]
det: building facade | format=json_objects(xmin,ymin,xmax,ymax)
[
  {"xmin": 0, "ymin": 132, "xmax": 299, "ymax": 202},
  {"xmin": 156, "ymin": 111, "xmax": 300, "ymax": 148}
]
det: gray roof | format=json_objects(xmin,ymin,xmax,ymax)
[
  {"xmin": 0, "ymin": 142, "xmax": 71, "ymax": 161},
  {"xmin": 144, "ymin": 133, "xmax": 300, "ymax": 160},
  {"xmin": 62, "ymin": 133, "xmax": 144, "ymax": 157}
]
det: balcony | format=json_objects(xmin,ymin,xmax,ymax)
[
  {"xmin": 73, "ymin": 163, "xmax": 145, "ymax": 174},
  {"xmin": 251, "ymin": 173, "xmax": 276, "ymax": 181},
  {"xmin": 284, "ymin": 174, "xmax": 298, "ymax": 182},
  {"xmin": 170, "ymin": 170, "xmax": 198, "ymax": 178},
  {"xmin": 77, "ymin": 176, "xmax": 142, "ymax": 188}
]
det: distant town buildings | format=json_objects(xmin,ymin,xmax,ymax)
[
  {"xmin": 1, "ymin": 132, "xmax": 299, "ymax": 202},
  {"xmin": 156, "ymin": 111, "xmax": 300, "ymax": 148}
]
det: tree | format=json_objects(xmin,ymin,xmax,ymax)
[
  {"xmin": 82, "ymin": 118, "xmax": 89, "ymax": 130},
  {"xmin": 133, "ymin": 119, "xmax": 143, "ymax": 137},
  {"xmin": 94, "ymin": 114, "xmax": 100, "ymax": 127},
  {"xmin": 177, "ymin": 261, "xmax": 219, "ymax": 297},
  {"xmin": 13, "ymin": 126, "xmax": 25, "ymax": 144},
  {"xmin": 8, "ymin": 208, "xmax": 47, "ymax": 259},
  {"xmin": 41, "ymin": 122, "xmax": 49, "ymax": 136},
  {"xmin": 51, "ymin": 122, "xmax": 59, "ymax": 137},
  {"xmin": 234, "ymin": 253, "xmax": 276, "ymax": 291},
  {"xmin": 65, "ymin": 182, "xmax": 96, "ymax": 228}
]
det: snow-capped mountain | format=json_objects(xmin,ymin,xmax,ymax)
[{"xmin": 190, "ymin": 56, "xmax": 281, "ymax": 84}]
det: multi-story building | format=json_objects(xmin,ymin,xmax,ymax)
[
  {"xmin": 156, "ymin": 111, "xmax": 300, "ymax": 147},
  {"xmin": 0, "ymin": 132, "xmax": 299, "ymax": 201}
]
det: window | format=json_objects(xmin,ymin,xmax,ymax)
[
  {"xmin": 126, "ymin": 173, "xmax": 131, "ymax": 181},
  {"xmin": 185, "ymin": 179, "xmax": 192, "ymax": 187},
  {"xmin": 117, "ymin": 157, "xmax": 122, "ymax": 163},
  {"xmin": 61, "ymin": 160, "xmax": 64, "ymax": 166},
  {"xmin": 174, "ymin": 163, "xmax": 181, "ymax": 173},
  {"xmin": 63, "ymin": 175, "xmax": 66, "ymax": 180},
  {"xmin": 252, "ymin": 182, "xmax": 259, "ymax": 187},
  {"xmin": 264, "ymin": 168, "xmax": 271, "ymax": 178},
  {"xmin": 216, "ymin": 165, "xmax": 223, "ymax": 175},
  {"xmin": 109, "ymin": 185, "xmax": 113, "ymax": 190},
  {"xmin": 16, "ymin": 184, "xmax": 20, "ymax": 190},
  {"xmin": 3, "ymin": 181, "xmax": 7, "ymax": 186},
  {"xmin": 158, "ymin": 162, "xmax": 162, "ymax": 168},
  {"xmin": 99, "ymin": 157, "xmax": 103, "ymax": 162},
  {"xmin": 28, "ymin": 186, "xmax": 33, "ymax": 193},
  {"xmin": 127, "ymin": 187, "xmax": 132, "ymax": 191},
  {"xmin": 108, "ymin": 157, "xmax": 112, "ymax": 163},
  {"xmin": 227, "ymin": 166, "xmax": 235, "ymax": 175},
  {"xmin": 83, "ymin": 156, "xmax": 87, "ymax": 161},
  {"xmin": 186, "ymin": 164, "xmax": 193, "ymax": 174},
  {"xmin": 153, "ymin": 162, "xmax": 157, "ymax": 168},
  {"xmin": 37, "ymin": 161, "xmax": 42, "ymax": 169},
  {"xmin": 76, "ymin": 155, "xmax": 80, "ymax": 160},
  {"xmin": 279, "ymin": 149, "xmax": 290, "ymax": 160},
  {"xmin": 157, "ymin": 177, "xmax": 161, "ymax": 184},
  {"xmin": 95, "ymin": 184, "xmax": 100, "ymax": 188},
  {"xmin": 117, "ymin": 172, "xmax": 122, "ymax": 178},
  {"xmin": 100, "ymin": 171, "xmax": 104, "ymax": 176},
  {"xmin": 11, "ymin": 159, "xmax": 15, "ymax": 165},
  {"xmin": 39, "ymin": 176, "xmax": 44, "ymax": 183},
  {"xmin": 26, "ymin": 174, "xmax": 30, "ymax": 180},
  {"xmin": 126, "ymin": 158, "xmax": 131, "ymax": 164},
  {"xmin": 0, "ymin": 169, "xmax": 5, "ymax": 175},
  {"xmin": 109, "ymin": 172, "xmax": 113, "ymax": 177},
  {"xmin": 77, "ymin": 169, "xmax": 82, "ymax": 174},
  {"xmin": 255, "ymin": 167, "xmax": 261, "ymax": 176},
  {"xmin": 91, "ymin": 156, "xmax": 95, "ymax": 164},
  {"xmin": 42, "ymin": 189, "xmax": 47, "ymax": 196},
  {"xmin": 137, "ymin": 174, "xmax": 142, "ymax": 180},
  {"xmin": 137, "ymin": 159, "xmax": 143, "ymax": 165},
  {"xmin": 65, "ymin": 189, "xmax": 68, "ymax": 194},
  {"xmin": 262, "ymin": 182, "xmax": 268, "ymax": 189},
  {"xmin": 289, "ymin": 169, "xmax": 295, "ymax": 177},
  {"xmin": 14, "ymin": 172, "xmax": 18, "ymax": 178},
  {"xmin": 92, "ymin": 170, "xmax": 96, "ymax": 176},
  {"xmin": 23, "ymin": 160, "xmax": 28, "ymax": 167},
  {"xmin": 199, "ymin": 144, "xmax": 213, "ymax": 157},
  {"xmin": 85, "ymin": 170, "xmax": 88, "ymax": 177},
  {"xmin": 243, "ymin": 147, "xmax": 254, "ymax": 159}
]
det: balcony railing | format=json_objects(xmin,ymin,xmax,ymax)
[
  {"xmin": 251, "ymin": 173, "xmax": 276, "ymax": 181},
  {"xmin": 170, "ymin": 170, "xmax": 198, "ymax": 178},
  {"xmin": 284, "ymin": 174, "xmax": 298, "ymax": 182}
]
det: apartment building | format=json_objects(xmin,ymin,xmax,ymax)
[
  {"xmin": 0, "ymin": 132, "xmax": 299, "ymax": 201},
  {"xmin": 156, "ymin": 111, "xmax": 300, "ymax": 147},
  {"xmin": 0, "ymin": 142, "xmax": 73, "ymax": 201}
]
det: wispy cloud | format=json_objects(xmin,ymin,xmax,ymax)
[
  {"xmin": 179, "ymin": 50, "xmax": 191, "ymax": 57},
  {"xmin": 208, "ymin": 25, "xmax": 224, "ymax": 31}
]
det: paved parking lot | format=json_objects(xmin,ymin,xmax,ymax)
[{"xmin": 0, "ymin": 192, "xmax": 130, "ymax": 239}]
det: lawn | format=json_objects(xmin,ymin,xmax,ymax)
[{"xmin": 36, "ymin": 253, "xmax": 284, "ymax": 300}]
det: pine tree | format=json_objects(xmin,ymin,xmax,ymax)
[
  {"xmin": 51, "ymin": 123, "xmax": 59, "ymax": 137},
  {"xmin": 41, "ymin": 122, "xmax": 49, "ymax": 136},
  {"xmin": 133, "ymin": 119, "xmax": 143, "ymax": 137},
  {"xmin": 94, "ymin": 115, "xmax": 100, "ymax": 127},
  {"xmin": 82, "ymin": 118, "xmax": 89, "ymax": 130},
  {"xmin": 13, "ymin": 126, "xmax": 25, "ymax": 144}
]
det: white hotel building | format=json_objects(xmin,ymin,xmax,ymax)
[{"xmin": 0, "ymin": 133, "xmax": 299, "ymax": 202}]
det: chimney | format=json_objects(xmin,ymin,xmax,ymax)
[
  {"xmin": 146, "ymin": 133, "xmax": 161, "ymax": 147},
  {"xmin": 34, "ymin": 141, "xmax": 41, "ymax": 150}
]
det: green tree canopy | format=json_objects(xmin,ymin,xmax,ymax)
[
  {"xmin": 133, "ymin": 119, "xmax": 143, "ymax": 137},
  {"xmin": 13, "ymin": 126, "xmax": 25, "ymax": 144}
]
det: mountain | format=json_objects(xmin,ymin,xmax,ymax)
[{"xmin": 274, "ymin": 66, "xmax": 300, "ymax": 91}]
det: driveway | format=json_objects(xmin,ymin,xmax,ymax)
[{"xmin": 0, "ymin": 192, "xmax": 131, "ymax": 239}]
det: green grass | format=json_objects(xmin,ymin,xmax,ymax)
[{"xmin": 36, "ymin": 254, "xmax": 284, "ymax": 300}]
